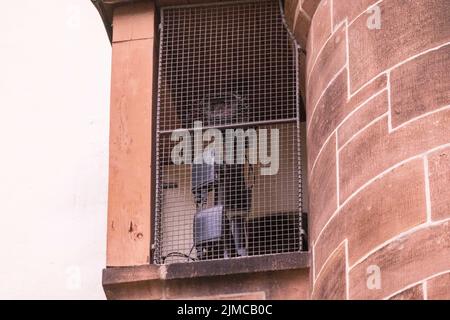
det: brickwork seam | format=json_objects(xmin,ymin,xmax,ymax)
[
  {"xmin": 314, "ymin": 220, "xmax": 450, "ymax": 299},
  {"xmin": 383, "ymin": 269, "xmax": 450, "ymax": 300},
  {"xmin": 344, "ymin": 17, "xmax": 351, "ymax": 99},
  {"xmin": 387, "ymin": 71, "xmax": 393, "ymax": 131},
  {"xmin": 306, "ymin": 19, "xmax": 346, "ymax": 93},
  {"xmin": 422, "ymin": 282, "xmax": 428, "ymax": 300},
  {"xmin": 311, "ymin": 239, "xmax": 316, "ymax": 281},
  {"xmin": 337, "ymin": 112, "xmax": 388, "ymax": 152},
  {"xmin": 113, "ymin": 35, "xmax": 155, "ymax": 44},
  {"xmin": 316, "ymin": 141, "xmax": 450, "ymax": 244},
  {"xmin": 309, "ymin": 86, "xmax": 387, "ymax": 176},
  {"xmin": 313, "ymin": 142, "xmax": 450, "ymax": 270},
  {"xmin": 307, "ymin": 64, "xmax": 346, "ymax": 134},
  {"xmin": 358, "ymin": 43, "xmax": 450, "ymax": 101},
  {"xmin": 336, "ymin": 133, "xmax": 340, "ymax": 208},
  {"xmin": 309, "ymin": 0, "xmax": 450, "ymax": 300},
  {"xmin": 310, "ymin": 97, "xmax": 450, "ymax": 179},
  {"xmin": 294, "ymin": 3, "xmax": 312, "ymax": 26},
  {"xmin": 307, "ymin": 39, "xmax": 450, "ymax": 138},
  {"xmin": 423, "ymin": 156, "xmax": 432, "ymax": 223},
  {"xmin": 311, "ymin": 239, "xmax": 347, "ymax": 289},
  {"xmin": 308, "ymin": 0, "xmax": 384, "ymax": 88},
  {"xmin": 331, "ymin": 0, "xmax": 384, "ymax": 31},
  {"xmin": 390, "ymin": 104, "xmax": 450, "ymax": 133},
  {"xmin": 344, "ymin": 239, "xmax": 350, "ymax": 300},
  {"xmin": 349, "ymin": 216, "xmax": 450, "ymax": 271},
  {"xmin": 310, "ymin": 238, "xmax": 351, "ymax": 300}
]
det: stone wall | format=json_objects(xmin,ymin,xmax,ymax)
[
  {"xmin": 101, "ymin": 0, "xmax": 450, "ymax": 300},
  {"xmin": 102, "ymin": 0, "xmax": 311, "ymax": 300},
  {"xmin": 286, "ymin": 0, "xmax": 450, "ymax": 299}
]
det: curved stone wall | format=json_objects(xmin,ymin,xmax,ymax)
[{"xmin": 286, "ymin": 0, "xmax": 450, "ymax": 299}]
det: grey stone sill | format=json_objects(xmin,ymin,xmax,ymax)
[{"xmin": 103, "ymin": 252, "xmax": 310, "ymax": 286}]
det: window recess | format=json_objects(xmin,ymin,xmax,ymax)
[{"xmin": 154, "ymin": 0, "xmax": 306, "ymax": 264}]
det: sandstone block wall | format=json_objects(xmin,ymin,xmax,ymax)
[
  {"xmin": 103, "ymin": 0, "xmax": 450, "ymax": 300},
  {"xmin": 286, "ymin": 0, "xmax": 450, "ymax": 299}
]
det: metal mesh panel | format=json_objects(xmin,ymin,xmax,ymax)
[{"xmin": 155, "ymin": 0, "xmax": 304, "ymax": 264}]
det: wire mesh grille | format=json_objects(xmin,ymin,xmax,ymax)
[{"xmin": 155, "ymin": 0, "xmax": 304, "ymax": 264}]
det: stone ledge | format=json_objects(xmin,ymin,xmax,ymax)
[
  {"xmin": 103, "ymin": 252, "xmax": 310, "ymax": 286},
  {"xmin": 93, "ymin": 0, "xmax": 278, "ymax": 42},
  {"xmin": 92, "ymin": 0, "xmax": 143, "ymax": 41}
]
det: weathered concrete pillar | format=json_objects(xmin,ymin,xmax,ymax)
[{"xmin": 107, "ymin": 1, "xmax": 156, "ymax": 267}]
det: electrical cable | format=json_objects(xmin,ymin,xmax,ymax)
[{"xmin": 161, "ymin": 251, "xmax": 197, "ymax": 264}]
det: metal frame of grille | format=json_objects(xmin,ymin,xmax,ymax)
[{"xmin": 154, "ymin": 0, "xmax": 304, "ymax": 264}]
